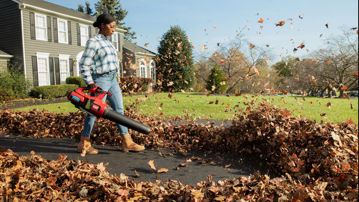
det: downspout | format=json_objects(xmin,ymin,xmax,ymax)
[{"xmin": 20, "ymin": 5, "xmax": 27, "ymax": 78}]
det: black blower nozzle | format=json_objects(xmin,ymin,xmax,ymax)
[{"xmin": 103, "ymin": 108, "xmax": 151, "ymax": 134}]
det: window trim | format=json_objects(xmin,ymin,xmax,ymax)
[
  {"xmin": 112, "ymin": 32, "xmax": 119, "ymax": 51},
  {"xmin": 57, "ymin": 18, "xmax": 68, "ymax": 44},
  {"xmin": 59, "ymin": 54, "xmax": 70, "ymax": 84},
  {"xmin": 36, "ymin": 52, "xmax": 50, "ymax": 86},
  {"xmin": 149, "ymin": 60, "xmax": 156, "ymax": 79},
  {"xmin": 139, "ymin": 59, "xmax": 147, "ymax": 78},
  {"xmin": 79, "ymin": 23, "xmax": 89, "ymax": 46},
  {"xmin": 34, "ymin": 13, "xmax": 47, "ymax": 41}
]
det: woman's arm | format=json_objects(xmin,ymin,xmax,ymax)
[{"xmin": 79, "ymin": 39, "xmax": 97, "ymax": 85}]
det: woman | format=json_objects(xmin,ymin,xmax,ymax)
[{"xmin": 78, "ymin": 13, "xmax": 145, "ymax": 154}]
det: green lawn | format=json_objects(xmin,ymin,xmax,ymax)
[{"xmin": 12, "ymin": 93, "xmax": 358, "ymax": 124}]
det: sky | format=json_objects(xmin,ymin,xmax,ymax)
[{"xmin": 46, "ymin": 0, "xmax": 358, "ymax": 63}]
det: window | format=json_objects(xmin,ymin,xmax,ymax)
[
  {"xmin": 59, "ymin": 54, "xmax": 70, "ymax": 84},
  {"xmin": 58, "ymin": 18, "xmax": 68, "ymax": 44},
  {"xmin": 79, "ymin": 24, "xmax": 89, "ymax": 46},
  {"xmin": 36, "ymin": 53, "xmax": 50, "ymax": 86},
  {"xmin": 112, "ymin": 32, "xmax": 119, "ymax": 50},
  {"xmin": 150, "ymin": 60, "xmax": 156, "ymax": 80},
  {"xmin": 35, "ymin": 13, "xmax": 47, "ymax": 41},
  {"xmin": 139, "ymin": 60, "xmax": 146, "ymax": 78}
]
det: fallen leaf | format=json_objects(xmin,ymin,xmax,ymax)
[
  {"xmin": 178, "ymin": 163, "xmax": 188, "ymax": 167},
  {"xmin": 157, "ymin": 168, "xmax": 169, "ymax": 173},
  {"xmin": 134, "ymin": 170, "xmax": 141, "ymax": 178},
  {"xmin": 148, "ymin": 160, "xmax": 156, "ymax": 171}
]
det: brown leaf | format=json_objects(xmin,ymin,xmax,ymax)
[
  {"xmin": 276, "ymin": 20, "xmax": 285, "ymax": 26},
  {"xmin": 344, "ymin": 93, "xmax": 349, "ymax": 99},
  {"xmin": 148, "ymin": 160, "xmax": 156, "ymax": 171},
  {"xmin": 134, "ymin": 170, "xmax": 141, "ymax": 178},
  {"xmin": 157, "ymin": 168, "xmax": 169, "ymax": 173},
  {"xmin": 178, "ymin": 163, "xmax": 188, "ymax": 167}
]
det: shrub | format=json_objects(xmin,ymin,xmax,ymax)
[
  {"xmin": 0, "ymin": 69, "xmax": 31, "ymax": 101},
  {"xmin": 120, "ymin": 76, "xmax": 154, "ymax": 94},
  {"xmin": 66, "ymin": 76, "xmax": 87, "ymax": 87},
  {"xmin": 30, "ymin": 84, "xmax": 78, "ymax": 99},
  {"xmin": 206, "ymin": 64, "xmax": 227, "ymax": 94},
  {"xmin": 0, "ymin": 86, "xmax": 15, "ymax": 101}
]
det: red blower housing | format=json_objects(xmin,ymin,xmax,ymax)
[{"xmin": 67, "ymin": 87, "xmax": 151, "ymax": 134}]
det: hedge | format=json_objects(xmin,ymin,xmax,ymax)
[
  {"xmin": 120, "ymin": 76, "xmax": 154, "ymax": 94},
  {"xmin": 30, "ymin": 84, "xmax": 78, "ymax": 99},
  {"xmin": 66, "ymin": 76, "xmax": 87, "ymax": 87}
]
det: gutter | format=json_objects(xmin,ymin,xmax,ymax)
[
  {"xmin": 135, "ymin": 52, "xmax": 156, "ymax": 57},
  {"xmin": 0, "ymin": 55, "xmax": 14, "ymax": 58}
]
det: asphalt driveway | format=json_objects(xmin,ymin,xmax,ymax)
[{"xmin": 0, "ymin": 134, "xmax": 265, "ymax": 186}]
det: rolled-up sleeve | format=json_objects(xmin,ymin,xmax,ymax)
[{"xmin": 79, "ymin": 39, "xmax": 97, "ymax": 84}]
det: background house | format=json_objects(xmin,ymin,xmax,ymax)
[
  {"xmin": 0, "ymin": 50, "xmax": 13, "ymax": 72},
  {"xmin": 122, "ymin": 40, "xmax": 156, "ymax": 82},
  {"xmin": 0, "ymin": 0, "xmax": 156, "ymax": 87}
]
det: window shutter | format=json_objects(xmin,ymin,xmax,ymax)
[
  {"xmin": 46, "ymin": 16, "xmax": 52, "ymax": 42},
  {"xmin": 54, "ymin": 57, "xmax": 60, "ymax": 84},
  {"xmin": 31, "ymin": 56, "xmax": 38, "ymax": 86},
  {"xmin": 88, "ymin": 26, "xmax": 92, "ymax": 38},
  {"xmin": 68, "ymin": 21, "xmax": 72, "ymax": 45},
  {"xmin": 53, "ymin": 17, "xmax": 58, "ymax": 43},
  {"xmin": 49, "ymin": 57, "xmax": 55, "ymax": 85},
  {"xmin": 30, "ymin": 12, "xmax": 35, "ymax": 40},
  {"xmin": 77, "ymin": 23, "xmax": 80, "ymax": 46},
  {"xmin": 118, "ymin": 33, "xmax": 121, "ymax": 51},
  {"xmin": 69, "ymin": 58, "xmax": 74, "ymax": 76}
]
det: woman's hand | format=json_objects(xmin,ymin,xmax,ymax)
[{"xmin": 87, "ymin": 83, "xmax": 104, "ymax": 93}]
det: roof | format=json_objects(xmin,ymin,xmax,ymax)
[
  {"xmin": 0, "ymin": 50, "xmax": 13, "ymax": 58},
  {"xmin": 123, "ymin": 40, "xmax": 157, "ymax": 57},
  {"xmin": 15, "ymin": 0, "xmax": 126, "ymax": 32},
  {"xmin": 19, "ymin": 0, "xmax": 95, "ymax": 22}
]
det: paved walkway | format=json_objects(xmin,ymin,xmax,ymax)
[{"xmin": 0, "ymin": 134, "xmax": 264, "ymax": 185}]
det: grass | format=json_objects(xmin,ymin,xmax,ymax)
[{"xmin": 12, "ymin": 93, "xmax": 358, "ymax": 124}]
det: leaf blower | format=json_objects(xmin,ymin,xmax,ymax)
[{"xmin": 66, "ymin": 87, "xmax": 151, "ymax": 134}]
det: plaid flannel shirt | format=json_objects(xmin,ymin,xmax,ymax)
[{"xmin": 79, "ymin": 34, "xmax": 119, "ymax": 84}]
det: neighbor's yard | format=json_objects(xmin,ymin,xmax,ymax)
[{"xmin": 13, "ymin": 93, "xmax": 358, "ymax": 124}]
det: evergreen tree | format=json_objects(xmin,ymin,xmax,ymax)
[
  {"xmin": 77, "ymin": 4, "xmax": 84, "ymax": 13},
  {"xmin": 157, "ymin": 26, "xmax": 194, "ymax": 92},
  {"xmin": 77, "ymin": 1, "xmax": 93, "ymax": 15},
  {"xmin": 85, "ymin": 1, "xmax": 94, "ymax": 15},
  {"xmin": 94, "ymin": 0, "xmax": 136, "ymax": 40},
  {"xmin": 206, "ymin": 64, "xmax": 227, "ymax": 93}
]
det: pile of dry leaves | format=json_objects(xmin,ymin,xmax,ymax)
[{"xmin": 0, "ymin": 102, "xmax": 358, "ymax": 201}]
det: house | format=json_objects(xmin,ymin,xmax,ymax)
[
  {"xmin": 122, "ymin": 40, "xmax": 156, "ymax": 80},
  {"xmin": 0, "ymin": 50, "xmax": 13, "ymax": 72},
  {"xmin": 0, "ymin": 0, "xmax": 156, "ymax": 87}
]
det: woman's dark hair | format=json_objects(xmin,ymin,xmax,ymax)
[{"xmin": 93, "ymin": 13, "xmax": 115, "ymax": 28}]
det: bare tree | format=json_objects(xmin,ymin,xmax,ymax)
[
  {"xmin": 206, "ymin": 38, "xmax": 271, "ymax": 93},
  {"xmin": 312, "ymin": 30, "xmax": 358, "ymax": 97}
]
